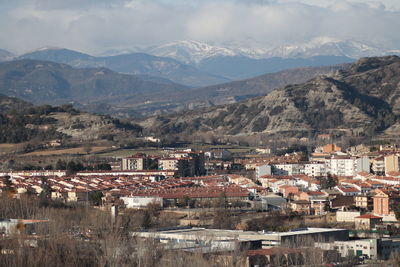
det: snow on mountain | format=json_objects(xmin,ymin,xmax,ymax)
[
  {"xmin": 261, "ymin": 37, "xmax": 388, "ymax": 59},
  {"xmin": 146, "ymin": 40, "xmax": 237, "ymax": 64},
  {"xmin": 145, "ymin": 38, "xmax": 399, "ymax": 64},
  {"xmin": 0, "ymin": 49, "xmax": 15, "ymax": 62}
]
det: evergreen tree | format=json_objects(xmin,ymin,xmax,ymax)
[{"xmin": 55, "ymin": 159, "xmax": 67, "ymax": 170}]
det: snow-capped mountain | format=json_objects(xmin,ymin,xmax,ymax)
[
  {"xmin": 261, "ymin": 37, "xmax": 390, "ymax": 59},
  {"xmin": 145, "ymin": 38, "xmax": 399, "ymax": 64},
  {"xmin": 146, "ymin": 40, "xmax": 237, "ymax": 64},
  {"xmin": 0, "ymin": 49, "xmax": 15, "ymax": 62}
]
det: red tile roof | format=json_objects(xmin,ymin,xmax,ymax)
[{"xmin": 355, "ymin": 214, "xmax": 382, "ymax": 219}]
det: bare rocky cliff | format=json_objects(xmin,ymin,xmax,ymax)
[{"xmin": 141, "ymin": 56, "xmax": 400, "ymax": 137}]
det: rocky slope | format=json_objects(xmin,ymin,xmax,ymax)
[
  {"xmin": 140, "ymin": 56, "xmax": 400, "ymax": 137},
  {"xmin": 85, "ymin": 64, "xmax": 347, "ymax": 117},
  {"xmin": 0, "ymin": 94, "xmax": 142, "ymax": 144}
]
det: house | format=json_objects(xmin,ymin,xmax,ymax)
[
  {"xmin": 278, "ymin": 185, "xmax": 299, "ymax": 198},
  {"xmin": 353, "ymin": 182, "xmax": 372, "ymax": 194},
  {"xmin": 373, "ymin": 189, "xmax": 400, "ymax": 217},
  {"xmin": 330, "ymin": 196, "xmax": 355, "ymax": 211},
  {"xmin": 307, "ymin": 191, "xmax": 329, "ymax": 215},
  {"xmin": 315, "ymin": 144, "xmax": 341, "ymax": 153},
  {"xmin": 354, "ymin": 214, "xmax": 383, "ymax": 230},
  {"xmin": 354, "ymin": 195, "xmax": 373, "ymax": 211},
  {"xmin": 291, "ymin": 191, "xmax": 310, "ymax": 201},
  {"xmin": 335, "ymin": 186, "xmax": 360, "ymax": 196},
  {"xmin": 259, "ymin": 194, "xmax": 287, "ymax": 211},
  {"xmin": 290, "ymin": 200, "xmax": 311, "ymax": 215}
]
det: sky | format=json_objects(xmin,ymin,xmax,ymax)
[{"xmin": 1, "ymin": 0, "xmax": 400, "ymax": 55}]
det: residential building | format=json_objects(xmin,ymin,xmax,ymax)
[
  {"xmin": 354, "ymin": 214, "xmax": 383, "ymax": 230},
  {"xmin": 329, "ymin": 156, "xmax": 357, "ymax": 177},
  {"xmin": 278, "ymin": 185, "xmax": 299, "ymax": 198},
  {"xmin": 158, "ymin": 158, "xmax": 195, "ymax": 177},
  {"xmin": 290, "ymin": 200, "xmax": 311, "ymax": 215},
  {"xmin": 255, "ymin": 164, "xmax": 272, "ymax": 180},
  {"xmin": 356, "ymin": 156, "xmax": 370, "ymax": 173},
  {"xmin": 373, "ymin": 189, "xmax": 400, "ymax": 216},
  {"xmin": 304, "ymin": 162, "xmax": 327, "ymax": 177},
  {"xmin": 307, "ymin": 191, "xmax": 329, "ymax": 215},
  {"xmin": 371, "ymin": 156, "xmax": 385, "ymax": 175},
  {"xmin": 122, "ymin": 153, "xmax": 153, "ymax": 171},
  {"xmin": 272, "ymin": 164, "xmax": 303, "ymax": 176},
  {"xmin": 322, "ymin": 144, "xmax": 342, "ymax": 153},
  {"xmin": 330, "ymin": 196, "xmax": 355, "ymax": 211},
  {"xmin": 355, "ymin": 195, "xmax": 373, "ymax": 211},
  {"xmin": 335, "ymin": 186, "xmax": 360, "ymax": 196},
  {"xmin": 384, "ymin": 154, "xmax": 400, "ymax": 175}
]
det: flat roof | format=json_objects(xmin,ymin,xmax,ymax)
[{"xmin": 134, "ymin": 227, "xmax": 348, "ymax": 242}]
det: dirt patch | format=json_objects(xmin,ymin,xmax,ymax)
[{"xmin": 20, "ymin": 146, "xmax": 110, "ymax": 156}]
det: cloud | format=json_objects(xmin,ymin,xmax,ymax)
[{"xmin": 0, "ymin": 0, "xmax": 399, "ymax": 54}]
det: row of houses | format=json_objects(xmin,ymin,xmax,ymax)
[{"xmin": 255, "ymin": 156, "xmax": 370, "ymax": 179}]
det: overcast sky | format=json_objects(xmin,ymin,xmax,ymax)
[{"xmin": 1, "ymin": 0, "xmax": 400, "ymax": 55}]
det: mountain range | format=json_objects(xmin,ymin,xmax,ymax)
[
  {"xmin": 145, "ymin": 38, "xmax": 394, "ymax": 63},
  {"xmin": 0, "ymin": 49, "xmax": 14, "ymax": 62},
  {"xmin": 134, "ymin": 38, "xmax": 400, "ymax": 80},
  {"xmin": 139, "ymin": 56, "xmax": 400, "ymax": 138},
  {"xmin": 17, "ymin": 48, "xmax": 227, "ymax": 87},
  {"xmin": 116, "ymin": 64, "xmax": 347, "ymax": 116},
  {"xmin": 4, "ymin": 37, "xmax": 397, "ymax": 85},
  {"xmin": 0, "ymin": 59, "xmax": 187, "ymax": 106},
  {"xmin": 16, "ymin": 46, "xmax": 354, "ymax": 82},
  {"xmin": 0, "ymin": 59, "xmax": 345, "ymax": 117}
]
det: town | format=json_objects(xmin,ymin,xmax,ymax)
[{"xmin": 2, "ymin": 140, "xmax": 400, "ymax": 266}]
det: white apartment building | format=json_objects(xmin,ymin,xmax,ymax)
[
  {"xmin": 122, "ymin": 157, "xmax": 147, "ymax": 171},
  {"xmin": 329, "ymin": 156, "xmax": 357, "ymax": 177},
  {"xmin": 255, "ymin": 164, "xmax": 272, "ymax": 179},
  {"xmin": 304, "ymin": 162, "xmax": 327, "ymax": 177},
  {"xmin": 272, "ymin": 163, "xmax": 303, "ymax": 176},
  {"xmin": 158, "ymin": 158, "xmax": 180, "ymax": 170}
]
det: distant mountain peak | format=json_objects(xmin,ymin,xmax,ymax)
[
  {"xmin": 147, "ymin": 40, "xmax": 237, "ymax": 64},
  {"xmin": 144, "ymin": 37, "xmax": 399, "ymax": 64},
  {"xmin": 36, "ymin": 46, "xmax": 62, "ymax": 51},
  {"xmin": 0, "ymin": 49, "xmax": 15, "ymax": 62},
  {"xmin": 260, "ymin": 37, "xmax": 389, "ymax": 59}
]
